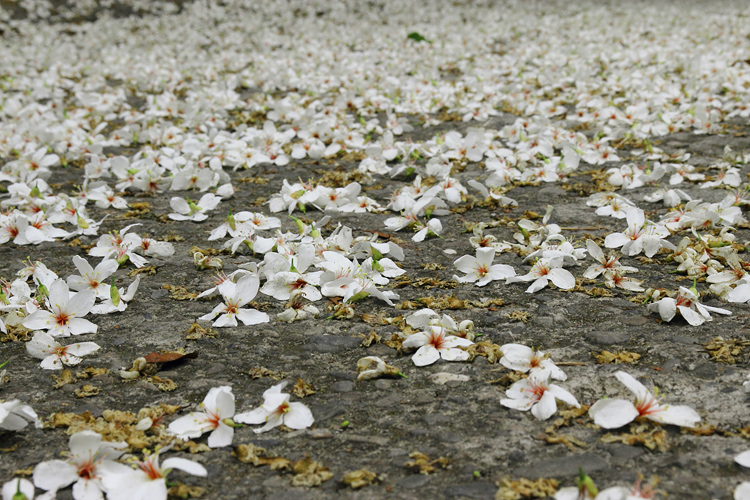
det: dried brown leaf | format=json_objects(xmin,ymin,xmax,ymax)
[
  {"xmin": 53, "ymin": 369, "xmax": 77, "ymax": 388},
  {"xmin": 174, "ymin": 441, "xmax": 211, "ymax": 454},
  {"xmin": 74, "ymin": 385, "xmax": 100, "ymax": 398},
  {"xmin": 148, "ymin": 375, "xmax": 177, "ymax": 392},
  {"xmin": 163, "ymin": 285, "xmax": 197, "ymax": 300},
  {"xmin": 592, "ymin": 350, "xmax": 642, "ymax": 365},
  {"xmin": 504, "ymin": 311, "xmax": 531, "ymax": 323},
  {"xmin": 167, "ymin": 482, "xmax": 205, "ymax": 498},
  {"xmin": 601, "ymin": 423, "xmax": 669, "ymax": 452},
  {"xmin": 404, "ymin": 451, "xmax": 450, "ymax": 475},
  {"xmin": 128, "ymin": 266, "xmax": 157, "ymax": 277},
  {"xmin": 341, "ymin": 469, "xmax": 380, "ymax": 489},
  {"xmin": 360, "ymin": 329, "xmax": 382, "ymax": 347},
  {"xmin": 247, "ymin": 367, "xmax": 286, "ymax": 380},
  {"xmin": 76, "ymin": 367, "xmax": 109, "ymax": 379},
  {"xmin": 184, "ymin": 323, "xmax": 218, "ymax": 339},
  {"xmin": 461, "ymin": 340, "xmax": 503, "ymax": 363},
  {"xmin": 395, "ymin": 277, "xmax": 459, "ymax": 289},
  {"xmin": 545, "ymin": 406, "xmax": 590, "ymax": 434},
  {"xmin": 189, "ymin": 246, "xmax": 230, "ymax": 256},
  {"xmin": 704, "ymin": 336, "xmax": 750, "ymax": 364},
  {"xmin": 0, "ymin": 324, "xmax": 32, "ymax": 343},
  {"xmin": 543, "ymin": 432, "xmax": 587, "ymax": 451},
  {"xmin": 384, "ymin": 332, "xmax": 407, "ymax": 351},
  {"xmin": 292, "ymin": 378, "xmax": 316, "ymax": 398},
  {"xmin": 291, "ymin": 456, "xmax": 333, "ymax": 487},
  {"xmin": 237, "ymin": 176, "xmax": 269, "ymax": 184},
  {"xmin": 496, "ymin": 477, "xmax": 559, "ymax": 500}
]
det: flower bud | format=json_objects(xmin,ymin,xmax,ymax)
[
  {"xmin": 76, "ymin": 211, "xmax": 89, "ymax": 229},
  {"xmin": 110, "ymin": 278, "xmax": 120, "ymax": 306}
]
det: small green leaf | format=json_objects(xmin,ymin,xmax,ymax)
[
  {"xmin": 347, "ymin": 291, "xmax": 370, "ymax": 303},
  {"xmin": 407, "ymin": 32, "xmax": 431, "ymax": 43}
]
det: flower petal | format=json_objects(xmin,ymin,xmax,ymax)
[
  {"xmin": 736, "ymin": 451, "xmax": 750, "ymax": 468},
  {"xmin": 283, "ymin": 402, "xmax": 314, "ymax": 430},
  {"xmin": 614, "ymin": 371, "xmax": 649, "ymax": 401},
  {"xmin": 207, "ymin": 423, "xmax": 234, "ymax": 448},
  {"xmin": 161, "ymin": 457, "xmax": 207, "ymax": 477},
  {"xmin": 588, "ymin": 398, "xmax": 638, "ymax": 429},
  {"xmin": 530, "ymin": 391, "xmax": 558, "ymax": 420},
  {"xmin": 411, "ymin": 345, "xmax": 440, "ymax": 366},
  {"xmin": 33, "ymin": 459, "xmax": 79, "ymax": 491},
  {"xmin": 649, "ymin": 404, "xmax": 700, "ymax": 428},
  {"xmin": 234, "ymin": 407, "xmax": 269, "ymax": 425}
]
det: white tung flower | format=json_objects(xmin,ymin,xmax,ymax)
[
  {"xmin": 26, "ymin": 331, "xmax": 100, "ymax": 370},
  {"xmin": 505, "ymin": 256, "xmax": 574, "ymax": 293},
  {"xmin": 168, "ymin": 386, "xmax": 236, "ymax": 448},
  {"xmin": 647, "ymin": 286, "xmax": 730, "ymax": 326},
  {"xmin": 453, "ymin": 247, "xmax": 515, "ymax": 286},
  {"xmin": 500, "ymin": 372, "xmax": 579, "ymax": 421},
  {"xmin": 401, "ymin": 326, "xmax": 473, "ymax": 366},
  {"xmin": 234, "ymin": 382, "xmax": 314, "ymax": 434},
  {"xmin": 499, "ymin": 344, "xmax": 566, "ymax": 381},
  {"xmin": 589, "ymin": 371, "xmax": 700, "ymax": 429}
]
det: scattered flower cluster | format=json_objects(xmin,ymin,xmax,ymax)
[{"xmin": 3, "ymin": 0, "xmax": 750, "ymax": 497}]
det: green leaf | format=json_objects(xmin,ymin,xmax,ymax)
[
  {"xmin": 407, "ymin": 32, "xmax": 431, "ymax": 43},
  {"xmin": 347, "ymin": 291, "xmax": 370, "ymax": 304}
]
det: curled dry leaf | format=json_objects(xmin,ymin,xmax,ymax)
[
  {"xmin": 504, "ymin": 310, "xmax": 531, "ymax": 323},
  {"xmin": 44, "ymin": 404, "xmax": 181, "ymax": 451},
  {"xmin": 361, "ymin": 313, "xmax": 401, "ymax": 326},
  {"xmin": 76, "ymin": 367, "xmax": 109, "ymax": 379},
  {"xmin": 592, "ymin": 350, "xmax": 642, "ymax": 365},
  {"xmin": 496, "ymin": 477, "xmax": 559, "ymax": 500},
  {"xmin": 544, "ymin": 406, "xmax": 590, "ymax": 434},
  {"xmin": 292, "ymin": 378, "xmax": 316, "ymax": 398},
  {"xmin": 184, "ymin": 322, "xmax": 218, "ymax": 339},
  {"xmin": 53, "ymin": 369, "xmax": 77, "ymax": 388},
  {"xmin": 360, "ymin": 329, "xmax": 382, "ymax": 347},
  {"xmin": 384, "ymin": 332, "xmax": 407, "ymax": 351},
  {"xmin": 74, "ymin": 384, "xmax": 100, "ymax": 398},
  {"xmin": 163, "ymin": 284, "xmax": 198, "ymax": 300},
  {"xmin": 461, "ymin": 340, "xmax": 503, "ymax": 363},
  {"xmin": 247, "ymin": 367, "xmax": 286, "ymax": 380},
  {"xmin": 167, "ymin": 483, "xmax": 205, "ymax": 499},
  {"xmin": 703, "ymin": 336, "xmax": 749, "ymax": 364},
  {"xmin": 149, "ymin": 375, "xmax": 177, "ymax": 392},
  {"xmin": 600, "ymin": 423, "xmax": 669, "ymax": 452},
  {"xmin": 190, "ymin": 246, "xmax": 230, "ymax": 256},
  {"xmin": 128, "ymin": 265, "xmax": 157, "ymax": 277},
  {"xmin": 404, "ymin": 451, "xmax": 451, "ymax": 475},
  {"xmin": 291, "ymin": 456, "xmax": 333, "ymax": 487},
  {"xmin": 233, "ymin": 443, "xmax": 293, "ymax": 470},
  {"xmin": 543, "ymin": 432, "xmax": 587, "ymax": 451},
  {"xmin": 341, "ymin": 469, "xmax": 380, "ymax": 489}
]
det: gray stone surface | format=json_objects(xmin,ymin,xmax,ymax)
[{"xmin": 514, "ymin": 453, "xmax": 609, "ymax": 478}]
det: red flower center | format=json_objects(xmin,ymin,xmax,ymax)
[{"xmin": 54, "ymin": 308, "xmax": 71, "ymax": 326}]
